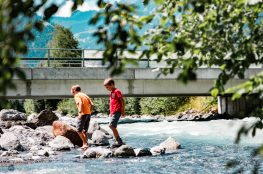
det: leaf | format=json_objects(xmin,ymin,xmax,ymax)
[
  {"xmin": 72, "ymin": 0, "xmax": 84, "ymax": 11},
  {"xmin": 143, "ymin": 0, "xmax": 150, "ymax": 5},
  {"xmin": 44, "ymin": 4, "xmax": 58, "ymax": 20},
  {"xmin": 154, "ymin": 0, "xmax": 163, "ymax": 5},
  {"xmin": 211, "ymin": 88, "xmax": 219, "ymax": 97},
  {"xmin": 139, "ymin": 15, "xmax": 155, "ymax": 23}
]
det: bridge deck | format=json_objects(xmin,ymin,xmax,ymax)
[{"xmin": 4, "ymin": 67, "xmax": 262, "ymax": 99}]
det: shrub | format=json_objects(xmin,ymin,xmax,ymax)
[
  {"xmin": 178, "ymin": 97, "xmax": 217, "ymax": 112},
  {"xmin": 0, "ymin": 100, "xmax": 25, "ymax": 112},
  {"xmin": 140, "ymin": 97, "xmax": 188, "ymax": 115},
  {"xmin": 125, "ymin": 97, "xmax": 141, "ymax": 115},
  {"xmin": 57, "ymin": 99, "xmax": 78, "ymax": 116},
  {"xmin": 92, "ymin": 98, "xmax": 109, "ymax": 114},
  {"xmin": 24, "ymin": 99, "xmax": 36, "ymax": 114}
]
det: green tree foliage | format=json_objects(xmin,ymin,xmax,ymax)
[
  {"xmin": 24, "ymin": 99, "xmax": 35, "ymax": 114},
  {"xmin": 47, "ymin": 25, "xmax": 82, "ymax": 67},
  {"xmin": 140, "ymin": 97, "xmax": 188, "ymax": 115},
  {"xmin": 125, "ymin": 97, "xmax": 141, "ymax": 115},
  {"xmin": 57, "ymin": 99, "xmax": 78, "ymax": 116},
  {"xmin": 92, "ymin": 98, "xmax": 109, "ymax": 114},
  {"xmin": 23, "ymin": 99, "xmax": 60, "ymax": 114},
  {"xmin": 0, "ymin": 100, "xmax": 25, "ymax": 112}
]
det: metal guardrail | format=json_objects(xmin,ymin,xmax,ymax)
[
  {"xmin": 18, "ymin": 48, "xmax": 263, "ymax": 69},
  {"xmin": 18, "ymin": 48, "xmax": 154, "ymax": 68}
]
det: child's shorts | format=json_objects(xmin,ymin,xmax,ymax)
[
  {"xmin": 76, "ymin": 114, "xmax": 91, "ymax": 132},
  {"xmin": 109, "ymin": 111, "xmax": 121, "ymax": 128}
]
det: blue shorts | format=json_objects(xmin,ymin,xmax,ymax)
[
  {"xmin": 76, "ymin": 114, "xmax": 90, "ymax": 132},
  {"xmin": 109, "ymin": 112, "xmax": 121, "ymax": 128}
]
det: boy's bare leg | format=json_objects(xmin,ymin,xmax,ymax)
[
  {"xmin": 82, "ymin": 131, "xmax": 88, "ymax": 146},
  {"xmin": 78, "ymin": 132, "xmax": 88, "ymax": 148},
  {"xmin": 109, "ymin": 125, "xmax": 120, "ymax": 139}
]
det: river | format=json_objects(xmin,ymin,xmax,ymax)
[{"xmin": 1, "ymin": 118, "xmax": 263, "ymax": 174}]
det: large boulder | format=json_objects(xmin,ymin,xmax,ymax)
[
  {"xmin": 52, "ymin": 121, "xmax": 82, "ymax": 147},
  {"xmin": 92, "ymin": 130, "xmax": 110, "ymax": 146},
  {"xmin": 159, "ymin": 137, "xmax": 181, "ymax": 152},
  {"xmin": 31, "ymin": 109, "xmax": 58, "ymax": 127},
  {"xmin": 84, "ymin": 147, "xmax": 113, "ymax": 158},
  {"xmin": 114, "ymin": 145, "xmax": 136, "ymax": 157},
  {"xmin": 35, "ymin": 126, "xmax": 53, "ymax": 138},
  {"xmin": 0, "ymin": 109, "xmax": 26, "ymax": 121},
  {"xmin": 9, "ymin": 125, "xmax": 53, "ymax": 149},
  {"xmin": 48, "ymin": 135, "xmax": 74, "ymax": 151},
  {"xmin": 0, "ymin": 132, "xmax": 24, "ymax": 151},
  {"xmin": 58, "ymin": 116, "xmax": 77, "ymax": 127},
  {"xmin": 134, "ymin": 148, "xmax": 152, "ymax": 157}
]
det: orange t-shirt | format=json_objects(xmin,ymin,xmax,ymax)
[{"xmin": 74, "ymin": 92, "xmax": 92, "ymax": 115}]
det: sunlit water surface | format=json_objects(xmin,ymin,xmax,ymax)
[{"xmin": 1, "ymin": 118, "xmax": 263, "ymax": 174}]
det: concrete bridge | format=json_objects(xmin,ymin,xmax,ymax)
[
  {"xmin": 4, "ymin": 67, "xmax": 262, "ymax": 116},
  {"xmin": 5, "ymin": 47, "xmax": 262, "ymax": 116},
  {"xmin": 7, "ymin": 67, "xmax": 262, "ymax": 99}
]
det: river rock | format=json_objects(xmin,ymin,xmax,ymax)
[
  {"xmin": 37, "ymin": 149, "xmax": 49, "ymax": 157},
  {"xmin": 0, "ymin": 109, "xmax": 26, "ymax": 121},
  {"xmin": 134, "ymin": 148, "xmax": 152, "ymax": 157},
  {"xmin": 150, "ymin": 146, "xmax": 166, "ymax": 155},
  {"xmin": 35, "ymin": 126, "xmax": 53, "ymax": 138},
  {"xmin": 88, "ymin": 121, "xmax": 100, "ymax": 135},
  {"xmin": 52, "ymin": 121, "xmax": 82, "ymax": 147},
  {"xmin": 92, "ymin": 130, "xmax": 110, "ymax": 146},
  {"xmin": 159, "ymin": 137, "xmax": 181, "ymax": 152},
  {"xmin": 0, "ymin": 127, "xmax": 3, "ymax": 134},
  {"xmin": 9, "ymin": 125, "xmax": 53, "ymax": 149},
  {"xmin": 31, "ymin": 109, "xmax": 58, "ymax": 127},
  {"xmin": 88, "ymin": 121, "xmax": 112, "ymax": 139},
  {"xmin": 84, "ymin": 147, "xmax": 113, "ymax": 158},
  {"xmin": 114, "ymin": 145, "xmax": 136, "ymax": 157},
  {"xmin": 59, "ymin": 116, "xmax": 77, "ymax": 127},
  {"xmin": 0, "ymin": 132, "xmax": 24, "ymax": 151},
  {"xmin": 32, "ymin": 156, "xmax": 41, "ymax": 160},
  {"xmin": 0, "ymin": 150, "xmax": 19, "ymax": 157},
  {"xmin": 48, "ymin": 135, "xmax": 74, "ymax": 151},
  {"xmin": 9, "ymin": 158, "xmax": 24, "ymax": 163},
  {"xmin": 174, "ymin": 109, "xmax": 220, "ymax": 121}
]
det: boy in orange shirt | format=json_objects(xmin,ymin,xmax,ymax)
[
  {"xmin": 104, "ymin": 78, "xmax": 125, "ymax": 148},
  {"xmin": 71, "ymin": 85, "xmax": 94, "ymax": 150}
]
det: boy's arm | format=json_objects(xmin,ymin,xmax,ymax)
[
  {"xmin": 75, "ymin": 97, "xmax": 83, "ymax": 118},
  {"xmin": 89, "ymin": 97, "xmax": 94, "ymax": 113},
  {"xmin": 121, "ymin": 97, "xmax": 125, "ymax": 117}
]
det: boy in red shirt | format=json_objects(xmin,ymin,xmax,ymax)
[{"xmin": 104, "ymin": 78, "xmax": 125, "ymax": 148}]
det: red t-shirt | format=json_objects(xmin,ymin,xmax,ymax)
[{"xmin": 110, "ymin": 88, "xmax": 123, "ymax": 115}]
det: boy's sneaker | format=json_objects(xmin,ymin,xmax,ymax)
[{"xmin": 111, "ymin": 138, "xmax": 123, "ymax": 148}]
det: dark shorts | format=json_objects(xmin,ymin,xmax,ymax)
[
  {"xmin": 109, "ymin": 111, "xmax": 121, "ymax": 128},
  {"xmin": 76, "ymin": 114, "xmax": 91, "ymax": 132}
]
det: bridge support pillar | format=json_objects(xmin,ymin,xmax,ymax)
[{"xmin": 217, "ymin": 95, "xmax": 261, "ymax": 117}]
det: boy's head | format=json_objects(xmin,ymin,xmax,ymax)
[
  {"xmin": 71, "ymin": 85, "xmax": 81, "ymax": 95},
  {"xmin": 104, "ymin": 78, "xmax": 115, "ymax": 91}
]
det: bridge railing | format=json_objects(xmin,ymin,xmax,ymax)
[
  {"xmin": 18, "ymin": 48, "xmax": 263, "ymax": 69},
  {"xmin": 18, "ymin": 48, "xmax": 164, "ymax": 68}
]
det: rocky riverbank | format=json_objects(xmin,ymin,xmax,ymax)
[
  {"xmin": 0, "ymin": 109, "xmax": 181, "ymax": 167},
  {"xmin": 92, "ymin": 108, "xmax": 221, "ymax": 122}
]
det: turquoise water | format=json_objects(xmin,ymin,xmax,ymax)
[{"xmin": 1, "ymin": 118, "xmax": 263, "ymax": 174}]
